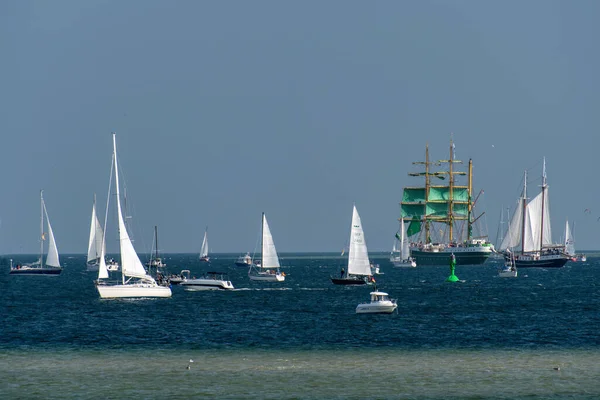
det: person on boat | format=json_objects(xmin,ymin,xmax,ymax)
[{"xmin": 340, "ymin": 268, "xmax": 345, "ymax": 278}]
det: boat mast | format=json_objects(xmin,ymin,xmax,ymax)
[
  {"xmin": 448, "ymin": 140, "xmax": 455, "ymax": 242},
  {"xmin": 539, "ymin": 158, "xmax": 547, "ymax": 252},
  {"xmin": 520, "ymin": 170, "xmax": 527, "ymax": 254},
  {"xmin": 154, "ymin": 225, "xmax": 159, "ymax": 260},
  {"xmin": 112, "ymin": 132, "xmax": 125, "ymax": 285},
  {"xmin": 261, "ymin": 212, "xmax": 265, "ymax": 267},
  {"xmin": 467, "ymin": 158, "xmax": 473, "ymax": 240},
  {"xmin": 40, "ymin": 190, "xmax": 44, "ymax": 266}
]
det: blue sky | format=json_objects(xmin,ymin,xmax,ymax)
[{"xmin": 1, "ymin": 1, "xmax": 599, "ymax": 255}]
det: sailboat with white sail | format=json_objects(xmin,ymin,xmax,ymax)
[
  {"xmin": 248, "ymin": 213, "xmax": 285, "ymax": 282},
  {"xmin": 86, "ymin": 194, "xmax": 105, "ymax": 271},
  {"xmin": 330, "ymin": 204, "xmax": 374, "ymax": 285},
  {"xmin": 95, "ymin": 133, "xmax": 172, "ymax": 298},
  {"xmin": 199, "ymin": 227, "xmax": 210, "ymax": 263},
  {"xmin": 390, "ymin": 218, "xmax": 416, "ymax": 267},
  {"xmin": 564, "ymin": 220, "xmax": 586, "ymax": 262},
  {"xmin": 499, "ymin": 159, "xmax": 569, "ymax": 269},
  {"xmin": 10, "ymin": 190, "xmax": 62, "ymax": 275}
]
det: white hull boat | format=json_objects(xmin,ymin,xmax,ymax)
[
  {"xmin": 248, "ymin": 213, "xmax": 285, "ymax": 282},
  {"xmin": 97, "ymin": 282, "xmax": 172, "ymax": 298},
  {"xmin": 181, "ymin": 272, "xmax": 234, "ymax": 291},
  {"xmin": 356, "ymin": 291, "xmax": 397, "ymax": 314}
]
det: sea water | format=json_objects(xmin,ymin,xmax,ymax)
[{"xmin": 1, "ymin": 253, "xmax": 599, "ymax": 399}]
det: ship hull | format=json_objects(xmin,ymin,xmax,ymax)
[
  {"xmin": 410, "ymin": 248, "xmax": 492, "ymax": 266},
  {"xmin": 514, "ymin": 256, "xmax": 569, "ymax": 269}
]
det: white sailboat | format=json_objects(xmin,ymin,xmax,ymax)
[
  {"xmin": 199, "ymin": 227, "xmax": 210, "ymax": 263},
  {"xmin": 10, "ymin": 190, "xmax": 62, "ymax": 275},
  {"xmin": 390, "ymin": 218, "xmax": 416, "ymax": 267},
  {"xmin": 331, "ymin": 204, "xmax": 374, "ymax": 285},
  {"xmin": 86, "ymin": 194, "xmax": 105, "ymax": 271},
  {"xmin": 95, "ymin": 133, "xmax": 172, "ymax": 299},
  {"xmin": 564, "ymin": 220, "xmax": 575, "ymax": 257},
  {"xmin": 248, "ymin": 213, "xmax": 285, "ymax": 282}
]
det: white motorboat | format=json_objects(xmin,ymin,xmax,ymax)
[
  {"xmin": 498, "ymin": 253, "xmax": 517, "ymax": 278},
  {"xmin": 356, "ymin": 291, "xmax": 397, "ymax": 314},
  {"xmin": 181, "ymin": 272, "xmax": 234, "ymax": 291}
]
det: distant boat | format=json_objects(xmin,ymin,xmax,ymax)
[
  {"xmin": 95, "ymin": 133, "xmax": 172, "ymax": 299},
  {"xmin": 248, "ymin": 213, "xmax": 285, "ymax": 282},
  {"xmin": 10, "ymin": 190, "xmax": 62, "ymax": 276},
  {"xmin": 356, "ymin": 290, "xmax": 397, "ymax": 314},
  {"xmin": 390, "ymin": 218, "xmax": 416, "ymax": 268},
  {"xmin": 234, "ymin": 252, "xmax": 253, "ymax": 267},
  {"xmin": 168, "ymin": 269, "xmax": 190, "ymax": 285},
  {"xmin": 181, "ymin": 271, "xmax": 234, "ymax": 291},
  {"xmin": 498, "ymin": 251, "xmax": 517, "ymax": 278},
  {"xmin": 564, "ymin": 219, "xmax": 586, "ymax": 262},
  {"xmin": 199, "ymin": 227, "xmax": 210, "ymax": 263},
  {"xmin": 86, "ymin": 194, "xmax": 105, "ymax": 271},
  {"xmin": 499, "ymin": 159, "xmax": 569, "ymax": 269},
  {"xmin": 400, "ymin": 140, "xmax": 495, "ymax": 265},
  {"xmin": 146, "ymin": 225, "xmax": 166, "ymax": 269},
  {"xmin": 330, "ymin": 205, "xmax": 374, "ymax": 285}
]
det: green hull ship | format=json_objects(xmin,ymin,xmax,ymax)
[{"xmin": 399, "ymin": 139, "xmax": 495, "ymax": 266}]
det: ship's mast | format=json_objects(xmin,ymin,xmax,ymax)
[
  {"xmin": 539, "ymin": 158, "xmax": 547, "ymax": 252},
  {"xmin": 448, "ymin": 141, "xmax": 454, "ymax": 241},
  {"xmin": 467, "ymin": 158, "xmax": 473, "ymax": 240},
  {"xmin": 520, "ymin": 170, "xmax": 527, "ymax": 254}
]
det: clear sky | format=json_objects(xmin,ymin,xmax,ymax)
[{"xmin": 1, "ymin": 0, "xmax": 599, "ymax": 255}]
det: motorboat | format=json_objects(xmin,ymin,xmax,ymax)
[
  {"xmin": 181, "ymin": 271, "xmax": 234, "ymax": 291},
  {"xmin": 168, "ymin": 269, "xmax": 190, "ymax": 285},
  {"xmin": 356, "ymin": 291, "xmax": 397, "ymax": 314}
]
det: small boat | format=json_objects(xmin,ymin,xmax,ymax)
[
  {"xmin": 248, "ymin": 213, "xmax": 285, "ymax": 282},
  {"xmin": 235, "ymin": 252, "xmax": 253, "ymax": 267},
  {"xmin": 95, "ymin": 133, "xmax": 172, "ymax": 299},
  {"xmin": 199, "ymin": 227, "xmax": 210, "ymax": 263},
  {"xmin": 106, "ymin": 258, "xmax": 119, "ymax": 271},
  {"xmin": 498, "ymin": 252, "xmax": 517, "ymax": 278},
  {"xmin": 331, "ymin": 204, "xmax": 374, "ymax": 285},
  {"xmin": 168, "ymin": 269, "xmax": 190, "ymax": 285},
  {"xmin": 181, "ymin": 271, "xmax": 234, "ymax": 291},
  {"xmin": 390, "ymin": 218, "xmax": 417, "ymax": 268},
  {"xmin": 371, "ymin": 263, "xmax": 383, "ymax": 275},
  {"xmin": 146, "ymin": 225, "xmax": 166, "ymax": 269},
  {"xmin": 10, "ymin": 190, "xmax": 62, "ymax": 276},
  {"xmin": 356, "ymin": 290, "xmax": 397, "ymax": 314},
  {"xmin": 86, "ymin": 194, "xmax": 105, "ymax": 271}
]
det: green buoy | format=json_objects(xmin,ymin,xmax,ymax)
[{"xmin": 446, "ymin": 253, "xmax": 459, "ymax": 282}]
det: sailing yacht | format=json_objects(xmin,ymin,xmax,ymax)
[
  {"xmin": 248, "ymin": 213, "xmax": 285, "ymax": 282},
  {"xmin": 95, "ymin": 133, "xmax": 172, "ymax": 298},
  {"xmin": 390, "ymin": 218, "xmax": 416, "ymax": 267},
  {"xmin": 86, "ymin": 195, "xmax": 105, "ymax": 271},
  {"xmin": 330, "ymin": 205, "xmax": 374, "ymax": 285},
  {"xmin": 146, "ymin": 225, "xmax": 166, "ymax": 269},
  {"xmin": 199, "ymin": 227, "xmax": 210, "ymax": 263},
  {"xmin": 564, "ymin": 220, "xmax": 586, "ymax": 262},
  {"xmin": 499, "ymin": 159, "xmax": 569, "ymax": 269},
  {"xmin": 10, "ymin": 190, "xmax": 62, "ymax": 275}
]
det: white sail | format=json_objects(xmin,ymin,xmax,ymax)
[
  {"xmin": 565, "ymin": 220, "xmax": 575, "ymax": 256},
  {"xmin": 347, "ymin": 205, "xmax": 371, "ymax": 276},
  {"xmin": 500, "ymin": 196, "xmax": 524, "ymax": 251},
  {"xmin": 200, "ymin": 230, "xmax": 209, "ymax": 258},
  {"xmin": 97, "ymin": 245, "xmax": 109, "ymax": 279},
  {"xmin": 43, "ymin": 200, "xmax": 60, "ymax": 268},
  {"xmin": 525, "ymin": 189, "xmax": 553, "ymax": 252},
  {"xmin": 400, "ymin": 218, "xmax": 410, "ymax": 259},
  {"xmin": 112, "ymin": 134, "xmax": 152, "ymax": 280},
  {"xmin": 87, "ymin": 199, "xmax": 105, "ymax": 264},
  {"xmin": 261, "ymin": 214, "xmax": 280, "ymax": 269}
]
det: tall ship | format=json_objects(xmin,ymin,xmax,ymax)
[
  {"xmin": 399, "ymin": 140, "xmax": 495, "ymax": 265},
  {"xmin": 498, "ymin": 159, "xmax": 569, "ymax": 268}
]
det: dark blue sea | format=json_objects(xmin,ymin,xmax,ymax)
[{"xmin": 1, "ymin": 253, "xmax": 600, "ymax": 399}]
